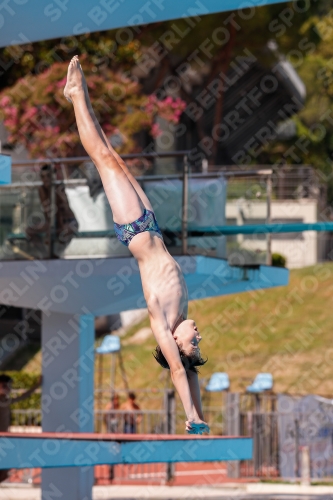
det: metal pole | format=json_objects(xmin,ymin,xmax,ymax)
[
  {"xmin": 266, "ymin": 174, "xmax": 272, "ymax": 265},
  {"xmin": 12, "ymin": 151, "xmax": 192, "ymax": 167},
  {"xmin": 226, "ymin": 392, "xmax": 240, "ymax": 479},
  {"xmin": 164, "ymin": 389, "xmax": 176, "ymax": 482},
  {"xmin": 118, "ymin": 350, "xmax": 129, "ymax": 394},
  {"xmin": 97, "ymin": 355, "xmax": 103, "ymax": 432},
  {"xmin": 110, "ymin": 353, "xmax": 116, "ymax": 403},
  {"xmin": 48, "ymin": 163, "xmax": 56, "ymax": 259},
  {"xmin": 295, "ymin": 419, "xmax": 300, "ymax": 478},
  {"xmin": 182, "ymin": 155, "xmax": 189, "ymax": 255}
]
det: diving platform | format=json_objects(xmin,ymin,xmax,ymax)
[
  {"xmin": 0, "ymin": 432, "xmax": 253, "ymax": 469},
  {"xmin": 0, "ymin": 255, "xmax": 288, "ymax": 315}
]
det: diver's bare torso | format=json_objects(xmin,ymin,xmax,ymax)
[{"xmin": 129, "ymin": 230, "xmax": 188, "ymax": 331}]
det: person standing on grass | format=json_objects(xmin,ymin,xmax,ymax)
[
  {"xmin": 120, "ymin": 392, "xmax": 141, "ymax": 434},
  {"xmin": 104, "ymin": 393, "xmax": 120, "ymax": 433},
  {"xmin": 64, "ymin": 56, "xmax": 209, "ymax": 435}
]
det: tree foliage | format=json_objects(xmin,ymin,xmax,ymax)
[
  {"xmin": 254, "ymin": 4, "xmax": 333, "ymax": 204},
  {"xmin": 0, "ymin": 56, "xmax": 185, "ymax": 157},
  {"xmin": 0, "ymin": 1, "xmax": 333, "ymax": 199},
  {"xmin": 4, "ymin": 371, "xmax": 41, "ymax": 415},
  {"xmin": 0, "ymin": 6, "xmax": 294, "ymax": 159}
]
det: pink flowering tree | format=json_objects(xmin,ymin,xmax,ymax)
[{"xmin": 0, "ymin": 59, "xmax": 186, "ymax": 158}]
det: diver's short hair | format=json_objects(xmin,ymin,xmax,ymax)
[{"xmin": 153, "ymin": 344, "xmax": 207, "ymax": 373}]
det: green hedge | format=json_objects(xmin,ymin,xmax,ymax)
[
  {"xmin": 2, "ymin": 371, "xmax": 41, "ymax": 411},
  {"xmin": 272, "ymin": 253, "xmax": 287, "ymax": 268}
]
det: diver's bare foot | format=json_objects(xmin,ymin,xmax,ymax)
[{"xmin": 63, "ymin": 56, "xmax": 86, "ymax": 103}]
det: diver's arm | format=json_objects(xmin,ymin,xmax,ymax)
[
  {"xmin": 153, "ymin": 320, "xmax": 200, "ymax": 422},
  {"xmin": 186, "ymin": 369, "xmax": 204, "ymax": 421}
]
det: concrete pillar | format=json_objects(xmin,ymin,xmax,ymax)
[
  {"xmin": 41, "ymin": 312, "xmax": 95, "ymax": 500},
  {"xmin": 154, "ymin": 117, "xmax": 177, "ymax": 174}
]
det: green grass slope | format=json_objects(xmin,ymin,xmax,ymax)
[
  {"xmin": 24, "ymin": 263, "xmax": 333, "ymax": 396},
  {"xmin": 117, "ymin": 262, "xmax": 333, "ymax": 396}
]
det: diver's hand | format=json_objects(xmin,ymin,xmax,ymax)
[{"xmin": 186, "ymin": 419, "xmax": 210, "ymax": 435}]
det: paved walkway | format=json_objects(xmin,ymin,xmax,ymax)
[{"xmin": 1, "ymin": 483, "xmax": 333, "ymax": 499}]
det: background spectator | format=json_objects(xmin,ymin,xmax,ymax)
[
  {"xmin": 104, "ymin": 393, "xmax": 120, "ymax": 433},
  {"xmin": 0, "ymin": 374, "xmax": 42, "ymax": 483},
  {"xmin": 120, "ymin": 392, "xmax": 141, "ymax": 434}
]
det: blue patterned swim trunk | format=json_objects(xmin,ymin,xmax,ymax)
[{"xmin": 114, "ymin": 209, "xmax": 163, "ymax": 247}]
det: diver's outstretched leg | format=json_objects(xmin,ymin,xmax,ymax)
[
  {"xmin": 69, "ymin": 70, "xmax": 153, "ymax": 213},
  {"xmin": 64, "ymin": 56, "xmax": 149, "ymax": 224}
]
